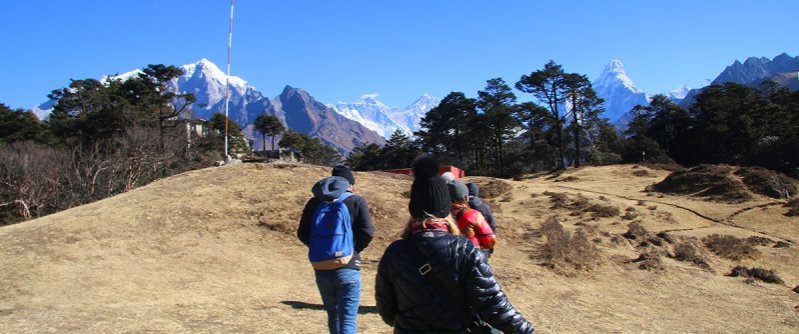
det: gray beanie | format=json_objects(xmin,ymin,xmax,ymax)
[{"xmin": 448, "ymin": 180, "xmax": 469, "ymax": 202}]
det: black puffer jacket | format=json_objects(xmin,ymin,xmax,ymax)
[{"xmin": 376, "ymin": 230, "xmax": 534, "ymax": 334}]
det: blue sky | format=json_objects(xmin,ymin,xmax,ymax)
[{"xmin": 1, "ymin": 0, "xmax": 796, "ymax": 110}]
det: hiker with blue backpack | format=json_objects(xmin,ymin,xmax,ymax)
[
  {"xmin": 375, "ymin": 155, "xmax": 534, "ymax": 334},
  {"xmin": 298, "ymin": 165, "xmax": 374, "ymax": 334}
]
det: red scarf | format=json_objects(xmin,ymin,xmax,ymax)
[{"xmin": 409, "ymin": 218, "xmax": 449, "ymax": 234}]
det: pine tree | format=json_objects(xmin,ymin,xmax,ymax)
[
  {"xmin": 516, "ymin": 61, "xmax": 570, "ymax": 169},
  {"xmin": 476, "ymin": 78, "xmax": 519, "ymax": 174},
  {"xmin": 253, "ymin": 114, "xmax": 285, "ymax": 151}
]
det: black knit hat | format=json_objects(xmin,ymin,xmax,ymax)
[
  {"xmin": 408, "ymin": 155, "xmax": 450, "ymax": 218},
  {"xmin": 332, "ymin": 165, "xmax": 355, "ymax": 185}
]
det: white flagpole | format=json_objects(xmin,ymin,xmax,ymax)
[{"xmin": 224, "ymin": 0, "xmax": 235, "ymax": 161}]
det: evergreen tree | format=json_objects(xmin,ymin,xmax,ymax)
[
  {"xmin": 0, "ymin": 104, "xmax": 54, "ymax": 145},
  {"xmin": 208, "ymin": 113, "xmax": 249, "ymax": 156},
  {"xmin": 415, "ymin": 92, "xmax": 476, "ymax": 164},
  {"xmin": 381, "ymin": 130, "xmax": 419, "ymax": 169},
  {"xmin": 476, "ymin": 78, "xmax": 519, "ymax": 174},
  {"xmin": 345, "ymin": 143, "xmax": 383, "ymax": 171},
  {"xmin": 516, "ymin": 61, "xmax": 570, "ymax": 169},
  {"xmin": 253, "ymin": 114, "xmax": 285, "ymax": 151},
  {"xmin": 563, "ymin": 73, "xmax": 604, "ymax": 168}
]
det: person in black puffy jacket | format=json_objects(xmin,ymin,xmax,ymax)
[{"xmin": 375, "ymin": 155, "xmax": 534, "ymax": 334}]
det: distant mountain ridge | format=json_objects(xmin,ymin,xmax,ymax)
[
  {"xmin": 30, "ymin": 59, "xmax": 386, "ymax": 153},
  {"xmin": 681, "ymin": 52, "xmax": 799, "ymax": 105},
  {"xmin": 328, "ymin": 94, "xmax": 441, "ymax": 138}
]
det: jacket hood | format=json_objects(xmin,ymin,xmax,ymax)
[
  {"xmin": 312, "ymin": 176, "xmax": 350, "ymax": 202},
  {"xmin": 466, "ymin": 182, "xmax": 479, "ymax": 197}
]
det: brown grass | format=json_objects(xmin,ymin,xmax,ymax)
[{"xmin": 702, "ymin": 234, "xmax": 759, "ymax": 260}]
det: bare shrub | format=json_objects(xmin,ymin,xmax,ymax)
[
  {"xmin": 726, "ymin": 266, "xmax": 784, "ymax": 284},
  {"xmin": 586, "ymin": 204, "xmax": 620, "ymax": 218},
  {"xmin": 784, "ymin": 198, "xmax": 799, "ymax": 217},
  {"xmin": 631, "ymin": 249, "xmax": 663, "ymax": 271},
  {"xmin": 745, "ymin": 236, "xmax": 773, "ymax": 247},
  {"xmin": 672, "ymin": 241, "xmax": 712, "ymax": 270},
  {"xmin": 632, "ymin": 170, "xmax": 650, "ymax": 177},
  {"xmin": 536, "ymin": 217, "xmax": 600, "ymax": 273},
  {"xmin": 774, "ymin": 241, "xmax": 791, "ymax": 249},
  {"xmin": 734, "ymin": 167, "xmax": 797, "ymax": 199},
  {"xmin": 656, "ymin": 231, "xmax": 675, "ymax": 244},
  {"xmin": 702, "ymin": 234, "xmax": 759, "ymax": 260},
  {"xmin": 622, "ymin": 207, "xmax": 639, "ymax": 220},
  {"xmin": 622, "ymin": 222, "xmax": 649, "ymax": 240},
  {"xmin": 475, "ymin": 180, "xmax": 512, "ymax": 199}
]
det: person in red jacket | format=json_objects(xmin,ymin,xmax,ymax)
[{"xmin": 449, "ymin": 180, "xmax": 496, "ymax": 253}]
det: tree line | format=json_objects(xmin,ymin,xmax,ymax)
[
  {"xmin": 346, "ymin": 61, "xmax": 799, "ymax": 180},
  {"xmin": 0, "ymin": 64, "xmax": 246, "ymax": 225}
]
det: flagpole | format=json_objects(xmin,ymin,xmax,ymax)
[{"xmin": 224, "ymin": 0, "xmax": 235, "ymax": 161}]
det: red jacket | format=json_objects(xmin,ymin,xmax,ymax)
[{"xmin": 453, "ymin": 207, "xmax": 496, "ymax": 250}]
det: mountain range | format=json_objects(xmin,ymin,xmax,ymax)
[
  {"xmin": 29, "ymin": 53, "xmax": 798, "ymax": 153},
  {"xmin": 680, "ymin": 52, "xmax": 799, "ymax": 105}
]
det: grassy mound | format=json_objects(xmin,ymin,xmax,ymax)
[
  {"xmin": 650, "ymin": 165, "xmax": 752, "ymax": 202},
  {"xmin": 734, "ymin": 167, "xmax": 797, "ymax": 199}
]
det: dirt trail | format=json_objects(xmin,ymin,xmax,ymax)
[{"xmin": 1, "ymin": 163, "xmax": 797, "ymax": 333}]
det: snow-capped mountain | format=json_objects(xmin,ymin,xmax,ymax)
[
  {"xmin": 667, "ymin": 84, "xmax": 690, "ymax": 101},
  {"xmin": 592, "ymin": 60, "xmax": 649, "ymax": 125},
  {"xmin": 330, "ymin": 93, "xmax": 440, "ymax": 138},
  {"xmin": 329, "ymin": 94, "xmax": 410, "ymax": 138},
  {"xmin": 388, "ymin": 94, "xmax": 441, "ymax": 134},
  {"xmin": 29, "ymin": 59, "xmax": 385, "ymax": 153}
]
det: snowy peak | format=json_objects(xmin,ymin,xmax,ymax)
[
  {"xmin": 595, "ymin": 59, "xmax": 641, "ymax": 93},
  {"xmin": 668, "ymin": 85, "xmax": 690, "ymax": 100},
  {"xmin": 330, "ymin": 93, "xmax": 440, "ymax": 138},
  {"xmin": 592, "ymin": 59, "xmax": 648, "ymax": 125}
]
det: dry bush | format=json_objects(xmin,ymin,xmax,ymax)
[
  {"xmin": 656, "ymin": 231, "xmax": 675, "ymax": 244},
  {"xmin": 536, "ymin": 217, "xmax": 600, "ymax": 273},
  {"xmin": 672, "ymin": 241, "xmax": 712, "ymax": 270},
  {"xmin": 586, "ymin": 204, "xmax": 620, "ymax": 218},
  {"xmin": 745, "ymin": 236, "xmax": 774, "ymax": 247},
  {"xmin": 632, "ymin": 170, "xmax": 650, "ymax": 177},
  {"xmin": 702, "ymin": 234, "xmax": 759, "ymax": 260},
  {"xmin": 650, "ymin": 165, "xmax": 753, "ymax": 203},
  {"xmin": 726, "ymin": 266, "xmax": 784, "ymax": 284},
  {"xmin": 622, "ymin": 207, "xmax": 639, "ymax": 220},
  {"xmin": 557, "ymin": 176, "xmax": 579, "ymax": 182},
  {"xmin": 774, "ymin": 241, "xmax": 791, "ymax": 249},
  {"xmin": 784, "ymin": 198, "xmax": 799, "ymax": 217},
  {"xmin": 475, "ymin": 180, "xmax": 512, "ymax": 199},
  {"xmin": 622, "ymin": 222, "xmax": 649, "ymax": 240},
  {"xmin": 631, "ymin": 249, "xmax": 664, "ymax": 271},
  {"xmin": 734, "ymin": 167, "xmax": 797, "ymax": 199}
]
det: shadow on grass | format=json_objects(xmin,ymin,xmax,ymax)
[{"xmin": 280, "ymin": 300, "xmax": 378, "ymax": 314}]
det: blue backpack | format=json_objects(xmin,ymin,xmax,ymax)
[{"xmin": 309, "ymin": 192, "xmax": 354, "ymax": 269}]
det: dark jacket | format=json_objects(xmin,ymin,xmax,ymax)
[
  {"xmin": 466, "ymin": 183, "xmax": 496, "ymax": 234},
  {"xmin": 376, "ymin": 230, "xmax": 534, "ymax": 334},
  {"xmin": 298, "ymin": 177, "xmax": 374, "ymax": 270}
]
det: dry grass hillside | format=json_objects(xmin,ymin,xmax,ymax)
[{"xmin": 1, "ymin": 163, "xmax": 798, "ymax": 333}]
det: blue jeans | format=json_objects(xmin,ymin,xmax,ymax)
[{"xmin": 314, "ymin": 268, "xmax": 361, "ymax": 334}]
